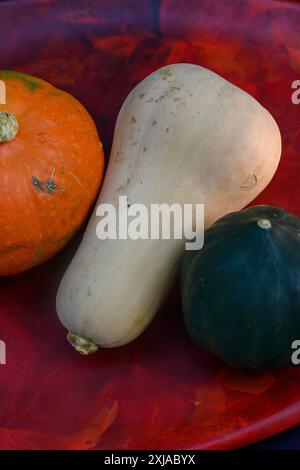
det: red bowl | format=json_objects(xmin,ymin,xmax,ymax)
[{"xmin": 0, "ymin": 0, "xmax": 300, "ymax": 450}]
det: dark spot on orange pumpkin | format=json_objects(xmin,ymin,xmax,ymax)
[{"xmin": 0, "ymin": 244, "xmax": 26, "ymax": 256}]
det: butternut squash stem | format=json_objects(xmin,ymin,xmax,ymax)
[
  {"xmin": 0, "ymin": 112, "xmax": 19, "ymax": 142},
  {"xmin": 67, "ymin": 332, "xmax": 99, "ymax": 355}
]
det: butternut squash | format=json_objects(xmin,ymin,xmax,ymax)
[{"xmin": 56, "ymin": 63, "xmax": 281, "ymax": 353}]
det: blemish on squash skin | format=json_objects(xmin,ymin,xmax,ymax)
[
  {"xmin": 159, "ymin": 91, "xmax": 168, "ymax": 101},
  {"xmin": 0, "ymin": 244, "xmax": 26, "ymax": 256},
  {"xmin": 130, "ymin": 116, "xmax": 137, "ymax": 124},
  {"xmin": 241, "ymin": 174, "xmax": 257, "ymax": 190},
  {"xmin": 32, "ymin": 176, "xmax": 44, "ymax": 192},
  {"xmin": 0, "ymin": 70, "xmax": 42, "ymax": 91},
  {"xmin": 114, "ymin": 151, "xmax": 122, "ymax": 163},
  {"xmin": 117, "ymin": 177, "xmax": 131, "ymax": 192},
  {"xmin": 32, "ymin": 169, "xmax": 63, "ymax": 195},
  {"xmin": 46, "ymin": 178, "xmax": 59, "ymax": 194},
  {"xmin": 160, "ymin": 68, "xmax": 172, "ymax": 81},
  {"xmin": 23, "ymin": 78, "xmax": 42, "ymax": 91}
]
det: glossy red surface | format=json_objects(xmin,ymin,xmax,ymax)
[{"xmin": 0, "ymin": 0, "xmax": 300, "ymax": 450}]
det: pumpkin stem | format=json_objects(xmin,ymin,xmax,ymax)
[
  {"xmin": 67, "ymin": 331, "xmax": 99, "ymax": 355},
  {"xmin": 0, "ymin": 112, "xmax": 19, "ymax": 142}
]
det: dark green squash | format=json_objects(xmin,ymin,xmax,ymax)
[{"xmin": 181, "ymin": 205, "xmax": 300, "ymax": 371}]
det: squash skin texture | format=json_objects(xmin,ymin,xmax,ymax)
[
  {"xmin": 57, "ymin": 64, "xmax": 281, "ymax": 349},
  {"xmin": 0, "ymin": 70, "xmax": 104, "ymax": 275},
  {"xmin": 182, "ymin": 205, "xmax": 300, "ymax": 371}
]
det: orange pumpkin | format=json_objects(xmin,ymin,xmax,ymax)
[{"xmin": 0, "ymin": 70, "xmax": 104, "ymax": 276}]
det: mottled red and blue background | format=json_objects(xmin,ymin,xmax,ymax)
[{"xmin": 0, "ymin": 0, "xmax": 300, "ymax": 450}]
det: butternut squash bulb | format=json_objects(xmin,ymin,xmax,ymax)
[{"xmin": 56, "ymin": 63, "xmax": 281, "ymax": 353}]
